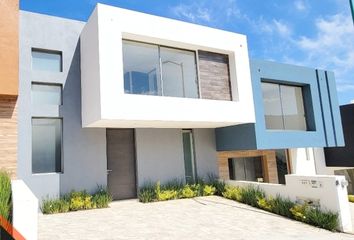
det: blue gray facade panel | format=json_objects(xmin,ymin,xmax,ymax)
[{"xmin": 216, "ymin": 60, "xmax": 344, "ymax": 151}]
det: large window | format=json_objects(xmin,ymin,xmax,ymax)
[
  {"xmin": 261, "ymin": 82, "xmax": 307, "ymax": 130},
  {"xmin": 32, "ymin": 49, "xmax": 62, "ymax": 72},
  {"xmin": 32, "ymin": 118, "xmax": 62, "ymax": 173},
  {"xmin": 122, "ymin": 40, "xmax": 199, "ymax": 98},
  {"xmin": 228, "ymin": 157, "xmax": 264, "ymax": 182}
]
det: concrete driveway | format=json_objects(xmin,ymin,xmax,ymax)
[{"xmin": 39, "ymin": 196, "xmax": 354, "ymax": 240}]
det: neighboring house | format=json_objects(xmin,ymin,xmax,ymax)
[
  {"xmin": 0, "ymin": 0, "xmax": 19, "ymax": 179},
  {"xmin": 0, "ymin": 3, "xmax": 345, "ymax": 201},
  {"xmin": 324, "ymin": 104, "xmax": 354, "ymax": 193}
]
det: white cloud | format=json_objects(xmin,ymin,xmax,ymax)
[
  {"xmin": 256, "ymin": 18, "xmax": 292, "ymax": 38},
  {"xmin": 172, "ymin": 4, "xmax": 211, "ymax": 23},
  {"xmin": 170, "ymin": 0, "xmax": 242, "ymax": 25},
  {"xmin": 350, "ymin": 100, "xmax": 354, "ymax": 104},
  {"xmin": 294, "ymin": 13, "xmax": 354, "ymax": 92},
  {"xmin": 294, "ymin": 0, "xmax": 306, "ymax": 11},
  {"xmin": 273, "ymin": 20, "xmax": 292, "ymax": 37}
]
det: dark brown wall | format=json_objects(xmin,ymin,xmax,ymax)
[
  {"xmin": 198, "ymin": 51, "xmax": 232, "ymax": 101},
  {"xmin": 0, "ymin": 0, "xmax": 19, "ymax": 96}
]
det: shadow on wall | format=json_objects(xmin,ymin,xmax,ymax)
[
  {"xmin": 0, "ymin": 96, "xmax": 17, "ymax": 118},
  {"xmin": 60, "ymin": 41, "xmax": 81, "ymax": 123}
]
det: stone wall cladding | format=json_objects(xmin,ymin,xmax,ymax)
[{"xmin": 198, "ymin": 50, "xmax": 232, "ymax": 101}]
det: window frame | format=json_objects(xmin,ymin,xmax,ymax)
[
  {"xmin": 122, "ymin": 39, "xmax": 200, "ymax": 98},
  {"xmin": 261, "ymin": 81, "xmax": 307, "ymax": 131},
  {"xmin": 31, "ymin": 117, "xmax": 63, "ymax": 175},
  {"xmin": 31, "ymin": 48, "xmax": 63, "ymax": 72}
]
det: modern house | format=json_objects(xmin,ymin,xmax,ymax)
[
  {"xmin": 324, "ymin": 103, "xmax": 354, "ymax": 193},
  {"xmin": 0, "ymin": 2, "xmax": 345, "ymax": 202}
]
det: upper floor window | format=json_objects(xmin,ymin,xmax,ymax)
[
  {"xmin": 31, "ymin": 83, "xmax": 62, "ymax": 106},
  {"xmin": 261, "ymin": 82, "xmax": 307, "ymax": 131},
  {"xmin": 32, "ymin": 49, "xmax": 62, "ymax": 72},
  {"xmin": 122, "ymin": 40, "xmax": 199, "ymax": 98}
]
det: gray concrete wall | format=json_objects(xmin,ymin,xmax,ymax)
[
  {"xmin": 193, "ymin": 129, "xmax": 218, "ymax": 179},
  {"xmin": 18, "ymin": 11, "xmax": 107, "ymax": 200},
  {"xmin": 135, "ymin": 129, "xmax": 185, "ymax": 187}
]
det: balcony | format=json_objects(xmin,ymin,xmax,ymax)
[{"xmin": 80, "ymin": 4, "xmax": 255, "ymax": 128}]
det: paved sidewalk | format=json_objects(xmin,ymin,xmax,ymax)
[{"xmin": 39, "ymin": 196, "xmax": 354, "ymax": 240}]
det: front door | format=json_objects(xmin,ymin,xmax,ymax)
[{"xmin": 106, "ymin": 129, "xmax": 136, "ymax": 200}]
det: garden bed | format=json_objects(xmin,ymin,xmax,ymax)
[
  {"xmin": 41, "ymin": 188, "xmax": 112, "ymax": 214},
  {"xmin": 138, "ymin": 178, "xmax": 339, "ymax": 232}
]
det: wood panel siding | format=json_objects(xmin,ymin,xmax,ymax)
[
  {"xmin": 0, "ymin": 96, "xmax": 18, "ymax": 178},
  {"xmin": 0, "ymin": 0, "xmax": 19, "ymax": 95},
  {"xmin": 218, "ymin": 150, "xmax": 279, "ymax": 183},
  {"xmin": 198, "ymin": 51, "xmax": 232, "ymax": 101}
]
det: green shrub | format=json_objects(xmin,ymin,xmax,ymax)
[
  {"xmin": 157, "ymin": 190, "xmax": 178, "ymax": 201},
  {"xmin": 306, "ymin": 207, "xmax": 338, "ymax": 231},
  {"xmin": 239, "ymin": 187, "xmax": 265, "ymax": 207},
  {"xmin": 138, "ymin": 184, "xmax": 156, "ymax": 203},
  {"xmin": 0, "ymin": 171, "xmax": 12, "ymax": 222},
  {"xmin": 155, "ymin": 181, "xmax": 177, "ymax": 201},
  {"xmin": 180, "ymin": 185, "xmax": 197, "ymax": 198},
  {"xmin": 269, "ymin": 196, "xmax": 294, "ymax": 218},
  {"xmin": 92, "ymin": 188, "xmax": 112, "ymax": 208},
  {"xmin": 348, "ymin": 195, "xmax": 354, "ymax": 203},
  {"xmin": 206, "ymin": 174, "xmax": 225, "ymax": 196},
  {"xmin": 202, "ymin": 185, "xmax": 216, "ymax": 196},
  {"xmin": 191, "ymin": 184, "xmax": 202, "ymax": 196},
  {"xmin": 68, "ymin": 191, "xmax": 92, "ymax": 211},
  {"xmin": 222, "ymin": 185, "xmax": 242, "ymax": 201},
  {"xmin": 290, "ymin": 204, "xmax": 309, "ymax": 222},
  {"xmin": 162, "ymin": 179, "xmax": 184, "ymax": 191},
  {"xmin": 41, "ymin": 198, "xmax": 70, "ymax": 214},
  {"xmin": 257, "ymin": 197, "xmax": 273, "ymax": 211}
]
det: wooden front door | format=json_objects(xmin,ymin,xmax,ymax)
[{"xmin": 106, "ymin": 129, "xmax": 136, "ymax": 200}]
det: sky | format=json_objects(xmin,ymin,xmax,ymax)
[{"xmin": 20, "ymin": 0, "xmax": 354, "ymax": 105}]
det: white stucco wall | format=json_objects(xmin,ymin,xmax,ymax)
[
  {"xmin": 81, "ymin": 4, "xmax": 255, "ymax": 128},
  {"xmin": 135, "ymin": 129, "xmax": 185, "ymax": 187},
  {"xmin": 12, "ymin": 180, "xmax": 38, "ymax": 240},
  {"xmin": 135, "ymin": 128, "xmax": 218, "ymax": 187},
  {"xmin": 289, "ymin": 148, "xmax": 317, "ymax": 175}
]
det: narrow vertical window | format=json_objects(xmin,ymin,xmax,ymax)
[
  {"xmin": 32, "ymin": 118, "xmax": 62, "ymax": 173},
  {"xmin": 182, "ymin": 130, "xmax": 196, "ymax": 184}
]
